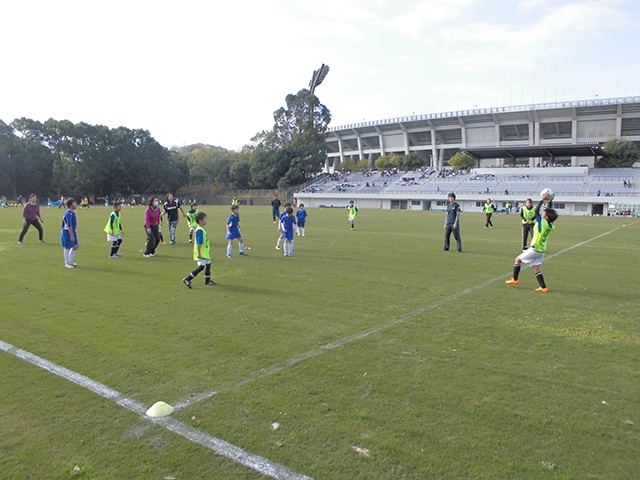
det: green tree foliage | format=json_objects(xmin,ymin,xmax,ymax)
[
  {"xmin": 4, "ymin": 118, "xmax": 187, "ymax": 198},
  {"xmin": 229, "ymin": 158, "xmax": 251, "ymax": 188},
  {"xmin": 0, "ymin": 120, "xmax": 55, "ymax": 198},
  {"xmin": 186, "ymin": 146, "xmax": 235, "ymax": 185},
  {"xmin": 375, "ymin": 155, "xmax": 391, "ymax": 171},
  {"xmin": 247, "ymin": 89, "xmax": 331, "ymax": 189},
  {"xmin": 600, "ymin": 139, "xmax": 639, "ymax": 167},
  {"xmin": 340, "ymin": 158, "xmax": 357, "ymax": 172},
  {"xmin": 400, "ymin": 152, "xmax": 424, "ymax": 170},
  {"xmin": 448, "ymin": 152, "xmax": 476, "ymax": 170}
]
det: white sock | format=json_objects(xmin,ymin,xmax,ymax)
[
  {"xmin": 276, "ymin": 237, "xmax": 282, "ymax": 247},
  {"xmin": 64, "ymin": 249, "xmax": 70, "ymax": 264},
  {"xmin": 301, "ymin": 227, "xmax": 305, "ymax": 236},
  {"xmin": 239, "ymin": 241, "xmax": 244, "ymax": 253},
  {"xmin": 227, "ymin": 244, "xmax": 232, "ymax": 256},
  {"xmin": 69, "ymin": 249, "xmax": 76, "ymax": 263}
]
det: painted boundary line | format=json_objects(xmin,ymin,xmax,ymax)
[
  {"xmin": 0, "ymin": 339, "xmax": 313, "ymax": 480},
  {"xmin": 173, "ymin": 221, "xmax": 636, "ymax": 410}
]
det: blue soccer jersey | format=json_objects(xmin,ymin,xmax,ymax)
[
  {"xmin": 226, "ymin": 213, "xmax": 241, "ymax": 240},
  {"xmin": 227, "ymin": 213, "xmax": 240, "ymax": 230},
  {"xmin": 61, "ymin": 209, "xmax": 78, "ymax": 247},
  {"xmin": 281, "ymin": 215, "xmax": 296, "ymax": 240},
  {"xmin": 295, "ymin": 209, "xmax": 307, "ymax": 226}
]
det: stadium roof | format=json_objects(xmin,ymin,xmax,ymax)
[{"xmin": 461, "ymin": 143, "xmax": 604, "ymax": 160}]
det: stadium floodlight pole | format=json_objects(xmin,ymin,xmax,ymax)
[
  {"xmin": 309, "ymin": 63, "xmax": 330, "ymax": 95},
  {"xmin": 308, "ymin": 64, "xmax": 330, "ymax": 131}
]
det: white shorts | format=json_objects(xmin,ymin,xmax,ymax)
[
  {"xmin": 517, "ymin": 248, "xmax": 545, "ymax": 267},
  {"xmin": 348, "ymin": 216, "xmax": 356, "ymax": 222},
  {"xmin": 107, "ymin": 234, "xmax": 122, "ymax": 242},
  {"xmin": 196, "ymin": 259, "xmax": 212, "ymax": 266}
]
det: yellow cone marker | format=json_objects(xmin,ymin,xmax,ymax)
[{"xmin": 146, "ymin": 401, "xmax": 174, "ymax": 418}]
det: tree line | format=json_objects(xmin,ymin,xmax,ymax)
[{"xmin": 0, "ymin": 89, "xmax": 331, "ymax": 200}]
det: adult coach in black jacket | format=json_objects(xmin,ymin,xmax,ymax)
[
  {"xmin": 271, "ymin": 194, "xmax": 281, "ymax": 223},
  {"xmin": 442, "ymin": 192, "xmax": 462, "ymax": 253}
]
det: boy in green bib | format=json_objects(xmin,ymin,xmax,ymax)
[
  {"xmin": 186, "ymin": 203, "xmax": 199, "ymax": 243},
  {"xmin": 182, "ymin": 212, "xmax": 216, "ymax": 288},
  {"xmin": 104, "ymin": 201, "xmax": 124, "ymax": 258}
]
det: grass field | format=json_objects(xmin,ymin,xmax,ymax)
[{"xmin": 1, "ymin": 204, "xmax": 638, "ymax": 479}]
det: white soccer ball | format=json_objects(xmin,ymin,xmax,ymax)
[{"xmin": 540, "ymin": 187, "xmax": 555, "ymax": 201}]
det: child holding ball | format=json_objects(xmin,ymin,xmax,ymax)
[{"xmin": 506, "ymin": 193, "xmax": 558, "ymax": 292}]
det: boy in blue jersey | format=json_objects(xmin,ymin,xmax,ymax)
[
  {"xmin": 226, "ymin": 205, "xmax": 248, "ymax": 258},
  {"xmin": 506, "ymin": 193, "xmax": 558, "ymax": 292},
  {"xmin": 275, "ymin": 202, "xmax": 291, "ymax": 249},
  {"xmin": 281, "ymin": 207, "xmax": 297, "ymax": 257},
  {"xmin": 61, "ymin": 198, "xmax": 79, "ymax": 268},
  {"xmin": 295, "ymin": 204, "xmax": 307, "ymax": 236}
]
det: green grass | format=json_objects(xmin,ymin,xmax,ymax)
[{"xmin": 1, "ymin": 205, "xmax": 639, "ymax": 479}]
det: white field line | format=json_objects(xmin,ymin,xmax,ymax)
[
  {"xmin": 0, "ymin": 339, "xmax": 313, "ymax": 480},
  {"xmin": 173, "ymin": 221, "xmax": 636, "ymax": 410}
]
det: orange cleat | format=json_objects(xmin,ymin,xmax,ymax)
[
  {"xmin": 505, "ymin": 278, "xmax": 519, "ymax": 285},
  {"xmin": 535, "ymin": 287, "xmax": 549, "ymax": 293}
]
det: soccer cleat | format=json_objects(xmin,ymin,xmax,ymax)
[
  {"xmin": 535, "ymin": 287, "xmax": 549, "ymax": 292},
  {"xmin": 441, "ymin": 248, "xmax": 449, "ymax": 251},
  {"xmin": 239, "ymin": 251, "xmax": 248, "ymax": 256},
  {"xmin": 182, "ymin": 278, "xmax": 192, "ymax": 289},
  {"xmin": 189, "ymin": 239, "xmax": 192, "ymax": 243},
  {"xmin": 161, "ymin": 241, "xmax": 166, "ymax": 245},
  {"xmin": 275, "ymin": 246, "xmax": 281, "ymax": 250},
  {"xmin": 109, "ymin": 255, "xmax": 120, "ymax": 259},
  {"xmin": 143, "ymin": 254, "xmax": 152, "ymax": 257},
  {"xmin": 64, "ymin": 263, "xmax": 75, "ymax": 268},
  {"xmin": 114, "ymin": 253, "xmax": 122, "ymax": 257},
  {"xmin": 226, "ymin": 254, "xmax": 232, "ymax": 259},
  {"xmin": 204, "ymin": 281, "xmax": 216, "ymax": 286},
  {"xmin": 505, "ymin": 278, "xmax": 519, "ymax": 285},
  {"xmin": 18, "ymin": 241, "xmax": 24, "ymax": 245},
  {"xmin": 40, "ymin": 240, "xmax": 46, "ymax": 243}
]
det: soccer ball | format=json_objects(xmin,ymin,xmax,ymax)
[{"xmin": 540, "ymin": 188, "xmax": 555, "ymax": 201}]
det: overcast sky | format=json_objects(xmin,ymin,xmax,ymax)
[{"xmin": 2, "ymin": 0, "xmax": 638, "ymax": 151}]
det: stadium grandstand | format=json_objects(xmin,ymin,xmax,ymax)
[{"xmin": 294, "ymin": 97, "xmax": 640, "ymax": 216}]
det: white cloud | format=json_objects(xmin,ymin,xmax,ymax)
[
  {"xmin": 298, "ymin": 0, "xmax": 379, "ymax": 23},
  {"xmin": 389, "ymin": 0, "xmax": 476, "ymax": 37},
  {"xmin": 518, "ymin": 0, "xmax": 551, "ymax": 13},
  {"xmin": 435, "ymin": 0, "xmax": 628, "ymax": 69}
]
